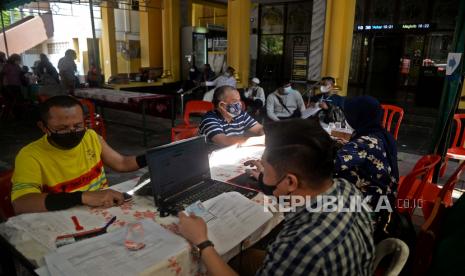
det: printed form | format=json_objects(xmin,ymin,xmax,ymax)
[{"xmin": 44, "ymin": 220, "xmax": 188, "ymax": 276}]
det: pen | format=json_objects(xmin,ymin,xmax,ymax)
[{"xmin": 103, "ymin": 216, "xmax": 117, "ymax": 230}]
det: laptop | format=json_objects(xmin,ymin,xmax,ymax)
[{"xmin": 146, "ymin": 136, "xmax": 258, "ymax": 216}]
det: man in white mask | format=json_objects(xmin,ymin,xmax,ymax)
[
  {"xmin": 308, "ymin": 76, "xmax": 346, "ymax": 125},
  {"xmin": 309, "ymin": 76, "xmax": 344, "ymax": 110},
  {"xmin": 266, "ymin": 81, "xmax": 305, "ymax": 121},
  {"xmin": 202, "ymin": 66, "xmax": 237, "ymax": 101}
]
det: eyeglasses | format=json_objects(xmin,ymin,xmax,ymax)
[{"xmin": 46, "ymin": 125, "xmax": 86, "ymax": 135}]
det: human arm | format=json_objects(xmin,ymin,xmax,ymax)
[
  {"xmin": 211, "ymin": 134, "xmax": 248, "ymax": 146},
  {"xmin": 266, "ymin": 94, "xmax": 280, "ymax": 121},
  {"xmin": 100, "ymin": 137, "xmax": 140, "ymax": 172},
  {"xmin": 258, "ymin": 88, "xmax": 266, "ymax": 105},
  {"xmin": 295, "ymin": 91, "xmax": 306, "ymax": 112},
  {"xmin": 248, "ymin": 123, "xmax": 264, "ymax": 136},
  {"xmin": 13, "ymin": 189, "xmax": 125, "ymax": 214},
  {"xmin": 178, "ymin": 212, "xmax": 238, "ymax": 276}
]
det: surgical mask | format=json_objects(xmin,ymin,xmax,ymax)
[
  {"xmin": 225, "ymin": 72, "xmax": 232, "ymax": 77},
  {"xmin": 225, "ymin": 102, "xmax": 242, "ymax": 117},
  {"xmin": 320, "ymin": 85, "xmax": 331, "ymax": 93},
  {"xmin": 47, "ymin": 128, "xmax": 86, "ymax": 149},
  {"xmin": 259, "ymin": 175, "xmax": 286, "ymax": 196},
  {"xmin": 283, "ymin": 86, "xmax": 292, "ymax": 94}
]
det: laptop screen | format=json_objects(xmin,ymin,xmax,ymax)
[{"xmin": 146, "ymin": 136, "xmax": 210, "ymax": 202}]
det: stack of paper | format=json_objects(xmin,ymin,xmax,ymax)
[
  {"xmin": 202, "ymin": 192, "xmax": 273, "ymax": 255},
  {"xmin": 44, "ymin": 220, "xmax": 188, "ymax": 276}
]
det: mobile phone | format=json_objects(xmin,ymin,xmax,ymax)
[{"xmin": 123, "ymin": 192, "xmax": 133, "ymax": 202}]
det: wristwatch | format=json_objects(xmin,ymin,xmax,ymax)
[{"xmin": 193, "ymin": 240, "xmax": 214, "ymax": 258}]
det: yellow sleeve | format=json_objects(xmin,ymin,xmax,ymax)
[
  {"xmin": 87, "ymin": 129, "xmax": 103, "ymax": 156},
  {"xmin": 11, "ymin": 148, "xmax": 43, "ymax": 201}
]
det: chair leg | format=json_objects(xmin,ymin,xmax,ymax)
[{"xmin": 440, "ymin": 156, "xmax": 449, "ymax": 177}]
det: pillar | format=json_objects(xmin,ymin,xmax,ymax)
[
  {"xmin": 227, "ymin": 0, "xmax": 250, "ymax": 88},
  {"xmin": 161, "ymin": 0, "xmax": 181, "ymax": 80},
  {"xmin": 101, "ymin": 2, "xmax": 118, "ymax": 81},
  {"xmin": 139, "ymin": 0, "xmax": 163, "ymax": 68},
  {"xmin": 321, "ymin": 0, "xmax": 356, "ymax": 96}
]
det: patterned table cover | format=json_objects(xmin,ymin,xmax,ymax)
[
  {"xmin": 74, "ymin": 88, "xmax": 170, "ymax": 104},
  {"xmin": 0, "ymin": 144, "xmax": 282, "ymax": 276}
]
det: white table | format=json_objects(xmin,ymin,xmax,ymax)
[{"xmin": 0, "ymin": 144, "xmax": 282, "ymax": 275}]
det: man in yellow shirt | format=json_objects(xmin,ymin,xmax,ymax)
[{"xmin": 12, "ymin": 96, "xmax": 146, "ymax": 214}]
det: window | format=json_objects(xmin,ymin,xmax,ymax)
[
  {"xmin": 25, "ymin": 44, "xmax": 43, "ymax": 55},
  {"xmin": 47, "ymin": 42, "xmax": 70, "ymax": 55}
]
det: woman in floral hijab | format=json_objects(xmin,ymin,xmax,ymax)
[{"xmin": 334, "ymin": 96, "xmax": 399, "ymax": 213}]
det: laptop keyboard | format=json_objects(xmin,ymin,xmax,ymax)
[{"xmin": 172, "ymin": 180, "xmax": 257, "ymax": 212}]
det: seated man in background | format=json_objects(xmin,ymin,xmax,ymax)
[
  {"xmin": 179, "ymin": 119, "xmax": 374, "ymax": 275},
  {"xmin": 203, "ymin": 66, "xmax": 237, "ymax": 102},
  {"xmin": 266, "ymin": 81, "xmax": 305, "ymax": 121},
  {"xmin": 11, "ymin": 96, "xmax": 147, "ymax": 214},
  {"xmin": 243, "ymin": 77, "xmax": 266, "ymax": 119},
  {"xmin": 199, "ymin": 85, "xmax": 264, "ymax": 147},
  {"xmin": 309, "ymin": 76, "xmax": 346, "ymax": 124}
]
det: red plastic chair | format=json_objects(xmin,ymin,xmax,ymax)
[
  {"xmin": 381, "ymin": 104, "xmax": 404, "ymax": 140},
  {"xmin": 79, "ymin": 99, "xmax": 107, "ymax": 140},
  {"xmin": 0, "ymin": 170, "xmax": 15, "ymax": 220},
  {"xmin": 397, "ymin": 155, "xmax": 441, "ymax": 217},
  {"xmin": 420, "ymin": 161, "xmax": 465, "ymax": 219},
  {"xmin": 171, "ymin": 100, "xmax": 214, "ymax": 142},
  {"xmin": 440, "ymin": 114, "xmax": 465, "ymax": 177},
  {"xmin": 411, "ymin": 195, "xmax": 448, "ymax": 276}
]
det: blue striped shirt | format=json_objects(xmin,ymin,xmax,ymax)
[
  {"xmin": 257, "ymin": 178, "xmax": 375, "ymax": 276},
  {"xmin": 199, "ymin": 110, "xmax": 257, "ymax": 141}
]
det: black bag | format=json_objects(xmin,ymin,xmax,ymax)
[
  {"xmin": 317, "ymin": 103, "xmax": 346, "ymax": 124},
  {"xmin": 275, "ymin": 94, "xmax": 301, "ymax": 120}
]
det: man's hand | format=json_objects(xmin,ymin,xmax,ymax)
[
  {"xmin": 82, "ymin": 189, "xmax": 124, "ymax": 208},
  {"xmin": 178, "ymin": 212, "xmax": 208, "ymax": 245},
  {"xmin": 319, "ymin": 102, "xmax": 329, "ymax": 110},
  {"xmin": 244, "ymin": 159, "xmax": 264, "ymax": 180}
]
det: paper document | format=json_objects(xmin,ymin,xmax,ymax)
[
  {"xmin": 301, "ymin": 107, "xmax": 321, "ymax": 119},
  {"xmin": 202, "ymin": 192, "xmax": 273, "ymax": 255},
  {"xmin": 8, "ymin": 208, "xmax": 104, "ymax": 250},
  {"xmin": 240, "ymin": 135, "xmax": 265, "ymax": 147},
  {"xmin": 44, "ymin": 220, "xmax": 188, "ymax": 276}
]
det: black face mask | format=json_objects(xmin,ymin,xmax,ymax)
[
  {"xmin": 259, "ymin": 175, "xmax": 286, "ymax": 196},
  {"xmin": 47, "ymin": 129, "xmax": 86, "ymax": 149}
]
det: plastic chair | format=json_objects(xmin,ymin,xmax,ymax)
[
  {"xmin": 440, "ymin": 114, "xmax": 465, "ymax": 177},
  {"xmin": 373, "ymin": 238, "xmax": 409, "ymax": 276},
  {"xmin": 78, "ymin": 99, "xmax": 107, "ymax": 140},
  {"xmin": 0, "ymin": 170, "xmax": 14, "ymax": 220},
  {"xmin": 171, "ymin": 100, "xmax": 214, "ymax": 142},
  {"xmin": 396, "ymin": 155, "xmax": 441, "ymax": 217},
  {"xmin": 411, "ymin": 196, "xmax": 447, "ymax": 276},
  {"xmin": 420, "ymin": 161, "xmax": 465, "ymax": 219},
  {"xmin": 381, "ymin": 104, "xmax": 404, "ymax": 140}
]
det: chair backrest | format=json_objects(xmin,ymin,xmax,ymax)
[
  {"xmin": 381, "ymin": 104, "xmax": 404, "ymax": 140},
  {"xmin": 183, "ymin": 100, "xmax": 214, "ymax": 126},
  {"xmin": 450, "ymin": 113, "xmax": 465, "ymax": 148},
  {"xmin": 436, "ymin": 160, "xmax": 465, "ymax": 202},
  {"xmin": 411, "ymin": 197, "xmax": 447, "ymax": 275},
  {"xmin": 0, "ymin": 170, "xmax": 14, "ymax": 220},
  {"xmin": 397, "ymin": 155, "xmax": 441, "ymax": 216},
  {"xmin": 78, "ymin": 99, "xmax": 96, "ymax": 129},
  {"xmin": 373, "ymin": 238, "xmax": 410, "ymax": 276}
]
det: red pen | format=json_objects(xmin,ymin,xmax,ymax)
[{"xmin": 71, "ymin": 216, "xmax": 84, "ymax": 231}]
